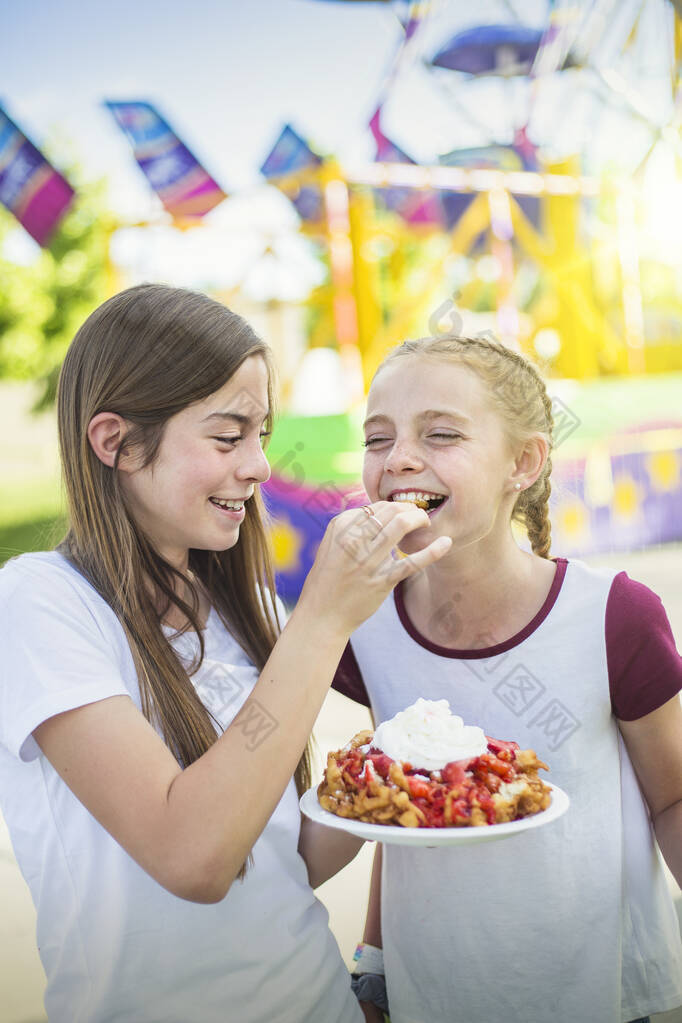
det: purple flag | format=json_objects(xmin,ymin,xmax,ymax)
[
  {"xmin": 260, "ymin": 125, "xmax": 324, "ymax": 224},
  {"xmin": 0, "ymin": 106, "xmax": 74, "ymax": 246},
  {"xmin": 369, "ymin": 109, "xmax": 443, "ymax": 226},
  {"xmin": 105, "ymin": 101, "xmax": 226, "ymax": 219}
]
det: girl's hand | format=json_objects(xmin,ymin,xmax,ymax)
[
  {"xmin": 359, "ymin": 1001, "xmax": 386, "ymax": 1023},
  {"xmin": 296, "ymin": 501, "xmax": 451, "ymax": 637}
]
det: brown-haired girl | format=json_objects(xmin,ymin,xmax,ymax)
[
  {"xmin": 333, "ymin": 334, "xmax": 682, "ymax": 1023},
  {"xmin": 0, "ymin": 285, "xmax": 452, "ymax": 1023}
]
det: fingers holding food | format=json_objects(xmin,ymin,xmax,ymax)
[{"xmin": 298, "ymin": 501, "xmax": 449, "ymax": 635}]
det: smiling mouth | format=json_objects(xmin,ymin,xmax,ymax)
[
  {"xmin": 389, "ymin": 491, "xmax": 447, "ymax": 513},
  {"xmin": 209, "ymin": 497, "xmax": 245, "ymax": 511}
]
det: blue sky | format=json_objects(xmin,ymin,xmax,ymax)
[
  {"xmin": 3, "ymin": 0, "xmax": 674, "ymax": 207},
  {"xmin": 2, "ymin": 0, "xmax": 679, "ymax": 283},
  {"xmin": 4, "ymin": 0, "xmax": 420, "ymax": 212}
]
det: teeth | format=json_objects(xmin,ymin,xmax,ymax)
[
  {"xmin": 391, "ymin": 491, "xmax": 444, "ymax": 504},
  {"xmin": 211, "ymin": 498, "xmax": 244, "ymax": 510}
]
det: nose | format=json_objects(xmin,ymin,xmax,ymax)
[
  {"xmin": 236, "ymin": 435, "xmax": 271, "ymax": 484},
  {"xmin": 383, "ymin": 438, "xmax": 424, "ymax": 475}
]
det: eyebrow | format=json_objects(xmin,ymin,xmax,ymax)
[
  {"xmin": 363, "ymin": 409, "xmax": 473, "ymax": 429},
  {"xmin": 201, "ymin": 410, "xmax": 270, "ymax": 426}
]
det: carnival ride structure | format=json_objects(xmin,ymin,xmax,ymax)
[
  {"xmin": 2, "ymin": 0, "xmax": 681, "ymax": 600},
  {"xmin": 248, "ymin": 0, "xmax": 682, "ymax": 598}
]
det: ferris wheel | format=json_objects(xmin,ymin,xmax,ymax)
[{"xmin": 281, "ymin": 0, "xmax": 682, "ymax": 382}]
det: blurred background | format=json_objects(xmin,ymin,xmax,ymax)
[{"xmin": 1, "ymin": 0, "xmax": 681, "ymax": 1019}]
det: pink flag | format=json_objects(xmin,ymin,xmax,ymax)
[
  {"xmin": 105, "ymin": 101, "xmax": 226, "ymax": 220},
  {"xmin": 0, "ymin": 105, "xmax": 74, "ymax": 246}
]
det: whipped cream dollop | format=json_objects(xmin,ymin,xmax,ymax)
[{"xmin": 372, "ymin": 698, "xmax": 487, "ymax": 772}]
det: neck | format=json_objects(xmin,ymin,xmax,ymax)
[
  {"xmin": 402, "ymin": 531, "xmax": 553, "ymax": 650},
  {"xmin": 146, "ymin": 551, "xmax": 208, "ymax": 630}
]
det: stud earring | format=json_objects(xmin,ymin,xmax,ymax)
[{"xmin": 514, "ymin": 482, "xmax": 522, "ymax": 491}]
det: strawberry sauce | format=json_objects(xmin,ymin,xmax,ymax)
[{"xmin": 335, "ymin": 737, "xmax": 521, "ymax": 828}]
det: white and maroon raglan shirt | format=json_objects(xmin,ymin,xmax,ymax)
[{"xmin": 333, "ymin": 558, "xmax": 682, "ymax": 1023}]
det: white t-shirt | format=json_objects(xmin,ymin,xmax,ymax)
[
  {"xmin": 0, "ymin": 551, "xmax": 362, "ymax": 1023},
  {"xmin": 348, "ymin": 558, "xmax": 682, "ymax": 1023}
]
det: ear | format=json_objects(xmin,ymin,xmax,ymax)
[
  {"xmin": 510, "ymin": 433, "xmax": 549, "ymax": 493},
  {"xmin": 87, "ymin": 412, "xmax": 132, "ymax": 470}
]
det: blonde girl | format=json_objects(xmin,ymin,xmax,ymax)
[
  {"xmin": 333, "ymin": 334, "xmax": 682, "ymax": 1023},
  {"xmin": 0, "ymin": 285, "xmax": 451, "ymax": 1023}
]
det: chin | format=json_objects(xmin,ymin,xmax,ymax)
[
  {"xmin": 194, "ymin": 534, "xmax": 241, "ymax": 554},
  {"xmin": 217, "ymin": 536, "xmax": 241, "ymax": 552}
]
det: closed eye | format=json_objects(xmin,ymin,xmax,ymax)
[
  {"xmin": 428, "ymin": 433, "xmax": 462, "ymax": 440},
  {"xmin": 214, "ymin": 431, "xmax": 271, "ymax": 447},
  {"xmin": 363, "ymin": 437, "xmax": 392, "ymax": 448}
]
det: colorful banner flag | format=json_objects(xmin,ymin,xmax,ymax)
[
  {"xmin": 260, "ymin": 124, "xmax": 321, "ymax": 178},
  {"xmin": 104, "ymin": 101, "xmax": 226, "ymax": 220},
  {"xmin": 259, "ymin": 125, "xmax": 324, "ymax": 225},
  {"xmin": 0, "ymin": 105, "xmax": 74, "ymax": 246},
  {"xmin": 369, "ymin": 108, "xmax": 444, "ymax": 227},
  {"xmin": 438, "ymin": 127, "xmax": 540, "ymax": 229}
]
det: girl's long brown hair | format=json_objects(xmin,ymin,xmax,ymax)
[{"xmin": 57, "ymin": 284, "xmax": 311, "ymax": 844}]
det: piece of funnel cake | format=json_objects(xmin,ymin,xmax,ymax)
[{"xmin": 318, "ymin": 699, "xmax": 551, "ymax": 828}]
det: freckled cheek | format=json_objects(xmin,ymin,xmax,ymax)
[{"xmin": 361, "ymin": 458, "xmax": 381, "ymax": 500}]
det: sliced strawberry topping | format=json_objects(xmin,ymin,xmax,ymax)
[
  {"xmin": 331, "ymin": 732, "xmax": 535, "ymax": 829},
  {"xmin": 367, "ymin": 752, "xmax": 394, "ymax": 778},
  {"xmin": 482, "ymin": 771, "xmax": 501, "ymax": 793},
  {"xmin": 450, "ymin": 797, "xmax": 471, "ymax": 823},
  {"xmin": 338, "ymin": 748, "xmax": 364, "ymax": 784},
  {"xmin": 441, "ymin": 761, "xmax": 467, "ymax": 788},
  {"xmin": 486, "ymin": 736, "xmax": 519, "ymax": 759},
  {"xmin": 473, "ymin": 785, "xmax": 496, "ymax": 824},
  {"xmin": 407, "ymin": 776, "xmax": 433, "ymax": 801},
  {"xmin": 473, "ymin": 752, "xmax": 515, "ymax": 783}
]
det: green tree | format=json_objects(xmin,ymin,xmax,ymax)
[{"xmin": 0, "ymin": 176, "xmax": 113, "ymax": 408}]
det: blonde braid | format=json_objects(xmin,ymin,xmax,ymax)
[
  {"xmin": 514, "ymin": 388, "xmax": 554, "ymax": 558},
  {"xmin": 378, "ymin": 333, "xmax": 555, "ymax": 558}
]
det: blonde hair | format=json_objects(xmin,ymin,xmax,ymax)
[{"xmin": 376, "ymin": 334, "xmax": 554, "ymax": 558}]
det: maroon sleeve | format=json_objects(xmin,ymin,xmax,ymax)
[
  {"xmin": 606, "ymin": 571, "xmax": 682, "ymax": 720},
  {"xmin": 331, "ymin": 642, "xmax": 371, "ymax": 708}
]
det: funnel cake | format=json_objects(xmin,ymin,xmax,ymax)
[{"xmin": 318, "ymin": 729, "xmax": 551, "ymax": 829}]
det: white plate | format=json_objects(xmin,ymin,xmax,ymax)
[{"xmin": 299, "ymin": 782, "xmax": 569, "ymax": 847}]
